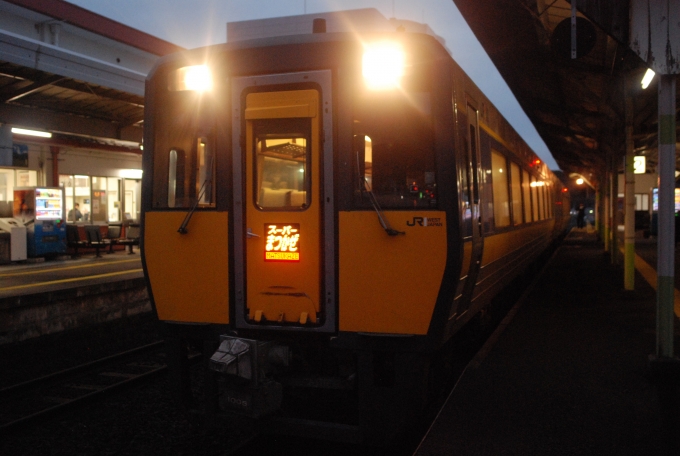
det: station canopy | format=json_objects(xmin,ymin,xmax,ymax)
[
  {"xmin": 3, "ymin": 0, "xmax": 678, "ymax": 182},
  {"xmin": 453, "ymin": 0, "xmax": 680, "ymax": 187},
  {"xmin": 0, "ymin": 0, "xmax": 182, "ymax": 153}
]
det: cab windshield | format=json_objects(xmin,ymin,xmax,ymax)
[{"xmin": 353, "ymin": 64, "xmax": 435, "ymax": 209}]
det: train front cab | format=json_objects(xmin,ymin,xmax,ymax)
[{"xmin": 142, "ymin": 35, "xmax": 456, "ymax": 444}]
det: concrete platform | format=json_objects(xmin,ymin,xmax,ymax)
[
  {"xmin": 0, "ymin": 249, "xmax": 147, "ymax": 344},
  {"xmin": 415, "ymin": 229, "xmax": 680, "ymax": 456}
]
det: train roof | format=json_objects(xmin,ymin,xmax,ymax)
[
  {"xmin": 146, "ymin": 30, "xmax": 559, "ymax": 183},
  {"xmin": 148, "ymin": 30, "xmax": 450, "ymax": 77}
]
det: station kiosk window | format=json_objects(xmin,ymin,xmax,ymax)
[
  {"xmin": 0, "ymin": 169, "xmax": 38, "ymax": 218},
  {"xmin": 59, "ymin": 173, "xmax": 140, "ymax": 224}
]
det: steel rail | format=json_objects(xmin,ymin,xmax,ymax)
[
  {"xmin": 0, "ymin": 341, "xmax": 169, "ymax": 433},
  {"xmin": 0, "ymin": 340, "xmax": 164, "ymax": 398}
]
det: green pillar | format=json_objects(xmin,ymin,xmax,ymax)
[{"xmin": 656, "ymin": 74, "xmax": 676, "ymax": 358}]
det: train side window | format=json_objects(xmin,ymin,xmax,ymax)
[
  {"xmin": 531, "ymin": 176, "xmax": 539, "ymax": 221},
  {"xmin": 167, "ymin": 137, "xmax": 215, "ymax": 209},
  {"xmin": 355, "ymin": 134, "xmax": 373, "ymax": 191},
  {"xmin": 196, "ymin": 137, "xmax": 216, "ymax": 207},
  {"xmin": 168, "ymin": 148, "xmax": 185, "ymax": 208},
  {"xmin": 537, "ymin": 181, "xmax": 545, "ymax": 220},
  {"xmin": 522, "ymin": 169, "xmax": 532, "ymax": 223},
  {"xmin": 479, "ymin": 147, "xmax": 494, "ymax": 234},
  {"xmin": 510, "ymin": 162, "xmax": 522, "ymax": 225},
  {"xmin": 153, "ymin": 86, "xmax": 218, "ymax": 209},
  {"xmin": 491, "ymin": 150, "xmax": 510, "ymax": 228}
]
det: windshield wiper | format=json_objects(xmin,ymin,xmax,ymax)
[
  {"xmin": 356, "ymin": 151, "xmax": 405, "ymax": 237},
  {"xmin": 178, "ymin": 160, "xmax": 213, "ymax": 235}
]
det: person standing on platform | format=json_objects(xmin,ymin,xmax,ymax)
[
  {"xmin": 576, "ymin": 204, "xmax": 585, "ymax": 229},
  {"xmin": 68, "ymin": 203, "xmax": 82, "ymax": 222}
]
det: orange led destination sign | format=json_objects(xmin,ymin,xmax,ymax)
[{"xmin": 265, "ymin": 223, "xmax": 300, "ymax": 262}]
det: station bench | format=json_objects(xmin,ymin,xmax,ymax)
[
  {"xmin": 105, "ymin": 223, "xmax": 140, "ymax": 254},
  {"xmin": 66, "ymin": 224, "xmax": 140, "ymax": 257},
  {"xmin": 66, "ymin": 224, "xmax": 105, "ymax": 257}
]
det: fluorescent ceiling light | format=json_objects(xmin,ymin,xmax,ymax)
[
  {"xmin": 120, "ymin": 169, "xmax": 143, "ymax": 179},
  {"xmin": 641, "ymin": 68, "xmax": 655, "ymax": 89},
  {"xmin": 11, "ymin": 127, "xmax": 52, "ymax": 138}
]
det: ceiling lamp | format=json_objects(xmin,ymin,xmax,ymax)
[
  {"xmin": 641, "ymin": 68, "xmax": 655, "ymax": 89},
  {"xmin": 11, "ymin": 127, "xmax": 52, "ymax": 138}
]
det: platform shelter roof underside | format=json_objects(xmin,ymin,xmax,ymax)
[
  {"xmin": 0, "ymin": 0, "xmax": 182, "ymax": 153},
  {"xmin": 453, "ymin": 0, "xmax": 680, "ymax": 187}
]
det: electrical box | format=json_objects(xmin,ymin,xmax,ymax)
[{"xmin": 0, "ymin": 218, "xmax": 27, "ymax": 261}]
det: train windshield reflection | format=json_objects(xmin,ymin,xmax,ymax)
[{"xmin": 353, "ymin": 91, "xmax": 436, "ymax": 209}]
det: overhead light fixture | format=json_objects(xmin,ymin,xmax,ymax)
[
  {"xmin": 11, "ymin": 127, "xmax": 52, "ymax": 138},
  {"xmin": 569, "ymin": 172, "xmax": 595, "ymax": 189},
  {"xmin": 641, "ymin": 68, "xmax": 655, "ymax": 89}
]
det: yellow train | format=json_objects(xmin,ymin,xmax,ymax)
[{"xmin": 142, "ymin": 26, "xmax": 570, "ymax": 444}]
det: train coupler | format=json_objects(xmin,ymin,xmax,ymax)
[{"xmin": 209, "ymin": 336, "xmax": 288, "ymax": 417}]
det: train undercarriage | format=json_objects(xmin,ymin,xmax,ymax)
[{"xmin": 164, "ymin": 327, "xmax": 433, "ymax": 446}]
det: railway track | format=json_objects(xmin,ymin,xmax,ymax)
[{"xmin": 0, "ymin": 341, "xmax": 167, "ymax": 433}]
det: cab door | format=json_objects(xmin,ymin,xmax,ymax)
[
  {"xmin": 453, "ymin": 101, "xmax": 484, "ymax": 319},
  {"xmin": 232, "ymin": 72, "xmax": 335, "ymax": 332}
]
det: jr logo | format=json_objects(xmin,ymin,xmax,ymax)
[{"xmin": 407, "ymin": 217, "xmax": 443, "ymax": 227}]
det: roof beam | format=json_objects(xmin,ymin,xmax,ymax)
[
  {"xmin": 13, "ymin": 134, "xmax": 142, "ymax": 154},
  {"xmin": 0, "ymin": 74, "xmax": 62, "ymax": 102},
  {"xmin": 52, "ymin": 78, "xmax": 144, "ymax": 107}
]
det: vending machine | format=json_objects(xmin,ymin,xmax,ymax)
[
  {"xmin": 13, "ymin": 187, "xmax": 66, "ymax": 257},
  {"xmin": 649, "ymin": 187, "xmax": 680, "ymax": 237}
]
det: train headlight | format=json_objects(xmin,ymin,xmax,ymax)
[
  {"xmin": 362, "ymin": 42, "xmax": 405, "ymax": 90},
  {"xmin": 169, "ymin": 65, "xmax": 213, "ymax": 92}
]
